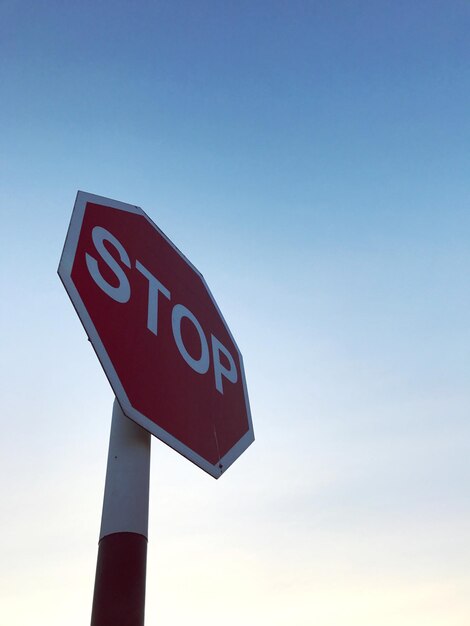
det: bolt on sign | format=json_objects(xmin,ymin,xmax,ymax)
[{"xmin": 58, "ymin": 192, "xmax": 254, "ymax": 477}]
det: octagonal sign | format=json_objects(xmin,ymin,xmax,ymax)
[{"xmin": 58, "ymin": 191, "xmax": 254, "ymax": 478}]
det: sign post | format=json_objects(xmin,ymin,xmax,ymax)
[
  {"xmin": 59, "ymin": 191, "xmax": 254, "ymax": 624},
  {"xmin": 91, "ymin": 401, "xmax": 150, "ymax": 626}
]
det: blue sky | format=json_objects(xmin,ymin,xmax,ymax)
[{"xmin": 2, "ymin": 2, "xmax": 470, "ymax": 625}]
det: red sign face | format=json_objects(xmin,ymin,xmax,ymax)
[{"xmin": 59, "ymin": 192, "xmax": 254, "ymax": 477}]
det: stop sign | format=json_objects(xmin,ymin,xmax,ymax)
[{"xmin": 59, "ymin": 191, "xmax": 254, "ymax": 478}]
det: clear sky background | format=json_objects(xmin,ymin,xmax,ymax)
[{"xmin": 1, "ymin": 1, "xmax": 470, "ymax": 625}]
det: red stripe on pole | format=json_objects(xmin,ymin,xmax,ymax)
[{"xmin": 91, "ymin": 532, "xmax": 147, "ymax": 626}]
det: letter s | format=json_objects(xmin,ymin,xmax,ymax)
[{"xmin": 85, "ymin": 226, "xmax": 131, "ymax": 303}]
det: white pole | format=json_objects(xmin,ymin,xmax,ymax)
[{"xmin": 91, "ymin": 399, "xmax": 151, "ymax": 626}]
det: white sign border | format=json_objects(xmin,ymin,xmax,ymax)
[{"xmin": 58, "ymin": 191, "xmax": 254, "ymax": 478}]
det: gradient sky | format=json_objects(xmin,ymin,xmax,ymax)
[{"xmin": 1, "ymin": 2, "xmax": 470, "ymax": 625}]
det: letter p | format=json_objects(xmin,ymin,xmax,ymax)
[{"xmin": 211, "ymin": 335, "xmax": 238, "ymax": 394}]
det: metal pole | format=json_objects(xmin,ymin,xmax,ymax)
[{"xmin": 91, "ymin": 399, "xmax": 151, "ymax": 626}]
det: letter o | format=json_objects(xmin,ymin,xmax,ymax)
[{"xmin": 171, "ymin": 304, "xmax": 210, "ymax": 374}]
